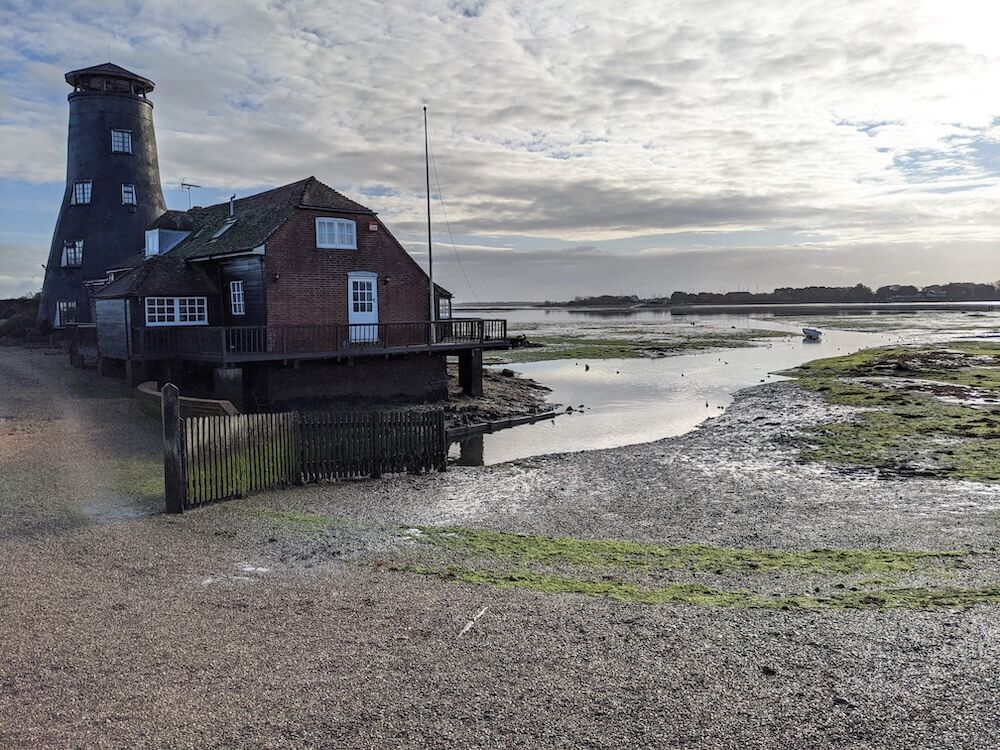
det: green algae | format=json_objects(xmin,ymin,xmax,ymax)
[
  {"xmin": 244, "ymin": 508, "xmax": 333, "ymax": 529},
  {"xmin": 406, "ymin": 565, "xmax": 1000, "ymax": 610},
  {"xmin": 409, "ymin": 526, "xmax": 968, "ymax": 575},
  {"xmin": 108, "ymin": 457, "xmax": 163, "ymax": 500},
  {"xmin": 491, "ymin": 330, "xmax": 789, "ymax": 363},
  {"xmin": 784, "ymin": 344, "xmax": 1000, "ymax": 482}
]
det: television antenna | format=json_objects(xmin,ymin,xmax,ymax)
[{"xmin": 180, "ymin": 180, "xmax": 202, "ymax": 209}]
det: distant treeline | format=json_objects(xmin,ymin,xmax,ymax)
[{"xmin": 547, "ymin": 282, "xmax": 1000, "ymax": 307}]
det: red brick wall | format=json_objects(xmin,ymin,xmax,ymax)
[{"xmin": 264, "ymin": 209, "xmax": 431, "ymax": 328}]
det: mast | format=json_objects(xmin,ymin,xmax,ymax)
[{"xmin": 424, "ymin": 106, "xmax": 436, "ymax": 342}]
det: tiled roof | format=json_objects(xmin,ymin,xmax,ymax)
[
  {"xmin": 149, "ymin": 209, "xmax": 199, "ymax": 232},
  {"xmin": 93, "ymin": 255, "xmax": 218, "ymax": 299},
  {"xmin": 165, "ymin": 177, "xmax": 371, "ymax": 261}
]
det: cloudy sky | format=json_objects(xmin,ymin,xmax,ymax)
[{"xmin": 2, "ymin": 0, "xmax": 1000, "ymax": 301}]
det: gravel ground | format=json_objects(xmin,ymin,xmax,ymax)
[{"xmin": 2, "ymin": 347, "xmax": 999, "ymax": 749}]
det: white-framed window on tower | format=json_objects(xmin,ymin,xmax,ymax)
[
  {"xmin": 61, "ymin": 239, "xmax": 84, "ymax": 267},
  {"xmin": 71, "ymin": 180, "xmax": 92, "ymax": 205},
  {"xmin": 56, "ymin": 301, "xmax": 77, "ymax": 327},
  {"xmin": 110, "ymin": 129, "xmax": 132, "ymax": 153},
  {"xmin": 122, "ymin": 184, "xmax": 137, "ymax": 205},
  {"xmin": 316, "ymin": 217, "xmax": 357, "ymax": 249},
  {"xmin": 230, "ymin": 280, "xmax": 245, "ymax": 316}
]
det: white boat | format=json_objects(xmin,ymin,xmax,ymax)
[{"xmin": 802, "ymin": 327, "xmax": 822, "ymax": 340}]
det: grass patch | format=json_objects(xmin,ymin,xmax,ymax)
[
  {"xmin": 407, "ymin": 566, "xmax": 1000, "ymax": 610},
  {"xmin": 410, "ymin": 526, "xmax": 967, "ymax": 574},
  {"xmin": 492, "ymin": 330, "xmax": 790, "ymax": 363}
]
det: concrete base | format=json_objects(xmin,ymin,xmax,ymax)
[
  {"xmin": 213, "ymin": 367, "xmax": 245, "ymax": 411},
  {"xmin": 458, "ymin": 349, "xmax": 483, "ymax": 397}
]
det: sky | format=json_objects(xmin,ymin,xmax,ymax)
[{"xmin": 2, "ymin": 0, "xmax": 1000, "ymax": 302}]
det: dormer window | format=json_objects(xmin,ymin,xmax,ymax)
[
  {"xmin": 210, "ymin": 218, "xmax": 237, "ymax": 242},
  {"xmin": 111, "ymin": 129, "xmax": 132, "ymax": 154},
  {"xmin": 316, "ymin": 218, "xmax": 356, "ymax": 250},
  {"xmin": 71, "ymin": 180, "xmax": 92, "ymax": 205},
  {"xmin": 62, "ymin": 239, "xmax": 84, "ymax": 267},
  {"xmin": 122, "ymin": 184, "xmax": 137, "ymax": 206}
]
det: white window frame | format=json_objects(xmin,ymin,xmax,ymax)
[
  {"xmin": 71, "ymin": 180, "xmax": 92, "ymax": 205},
  {"xmin": 230, "ymin": 280, "xmax": 245, "ymax": 316},
  {"xmin": 144, "ymin": 296, "xmax": 208, "ymax": 327},
  {"xmin": 122, "ymin": 184, "xmax": 137, "ymax": 206},
  {"xmin": 144, "ymin": 229, "xmax": 159, "ymax": 257},
  {"xmin": 56, "ymin": 301, "xmax": 77, "ymax": 327},
  {"xmin": 316, "ymin": 217, "xmax": 357, "ymax": 250},
  {"xmin": 62, "ymin": 239, "xmax": 84, "ymax": 267},
  {"xmin": 111, "ymin": 129, "xmax": 132, "ymax": 154}
]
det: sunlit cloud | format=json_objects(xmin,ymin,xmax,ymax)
[{"xmin": 2, "ymin": 0, "xmax": 1000, "ymax": 299}]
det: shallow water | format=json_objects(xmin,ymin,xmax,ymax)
[{"xmin": 450, "ymin": 312, "xmax": 907, "ymax": 466}]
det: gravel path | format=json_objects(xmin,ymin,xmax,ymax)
[{"xmin": 2, "ymin": 347, "xmax": 999, "ymax": 749}]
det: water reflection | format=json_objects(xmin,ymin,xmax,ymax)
[
  {"xmin": 448, "ymin": 319, "xmax": 898, "ymax": 466},
  {"xmin": 453, "ymin": 433, "xmax": 485, "ymax": 466}
]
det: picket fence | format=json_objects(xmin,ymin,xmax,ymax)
[{"xmin": 161, "ymin": 385, "xmax": 447, "ymax": 512}]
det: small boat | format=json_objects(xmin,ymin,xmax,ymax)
[{"xmin": 802, "ymin": 327, "xmax": 822, "ymax": 341}]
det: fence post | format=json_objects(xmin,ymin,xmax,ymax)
[
  {"xmin": 437, "ymin": 411, "xmax": 448, "ymax": 472},
  {"xmin": 162, "ymin": 383, "xmax": 185, "ymax": 514}
]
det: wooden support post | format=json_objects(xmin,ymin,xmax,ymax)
[
  {"xmin": 459, "ymin": 349, "xmax": 483, "ymax": 397},
  {"xmin": 162, "ymin": 383, "xmax": 184, "ymax": 514}
]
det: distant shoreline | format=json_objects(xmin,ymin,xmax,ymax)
[{"xmin": 456, "ymin": 301, "xmax": 1000, "ymax": 314}]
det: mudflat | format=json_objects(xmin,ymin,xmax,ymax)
[{"xmin": 1, "ymin": 346, "xmax": 998, "ymax": 749}]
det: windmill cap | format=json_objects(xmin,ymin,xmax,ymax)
[{"xmin": 65, "ymin": 63, "xmax": 155, "ymax": 94}]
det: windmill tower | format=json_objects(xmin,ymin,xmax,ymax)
[{"xmin": 39, "ymin": 63, "xmax": 167, "ymax": 327}]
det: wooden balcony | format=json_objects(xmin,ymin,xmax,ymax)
[{"xmin": 133, "ymin": 318, "xmax": 509, "ymax": 364}]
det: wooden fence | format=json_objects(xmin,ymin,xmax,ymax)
[{"xmin": 161, "ymin": 384, "xmax": 447, "ymax": 512}]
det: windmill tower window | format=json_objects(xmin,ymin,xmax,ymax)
[
  {"xmin": 62, "ymin": 239, "xmax": 84, "ymax": 267},
  {"xmin": 56, "ymin": 301, "xmax": 77, "ymax": 326},
  {"xmin": 71, "ymin": 180, "xmax": 92, "ymax": 205},
  {"xmin": 122, "ymin": 184, "xmax": 137, "ymax": 206},
  {"xmin": 110, "ymin": 129, "xmax": 132, "ymax": 153}
]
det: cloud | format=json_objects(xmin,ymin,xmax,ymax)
[{"xmin": 2, "ymin": 0, "xmax": 1000, "ymax": 299}]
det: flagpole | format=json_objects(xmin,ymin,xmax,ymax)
[{"xmin": 424, "ymin": 106, "xmax": 435, "ymax": 343}]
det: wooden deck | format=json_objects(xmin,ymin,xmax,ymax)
[{"xmin": 133, "ymin": 318, "xmax": 508, "ymax": 365}]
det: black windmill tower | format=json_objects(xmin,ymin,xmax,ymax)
[{"xmin": 39, "ymin": 63, "xmax": 167, "ymax": 327}]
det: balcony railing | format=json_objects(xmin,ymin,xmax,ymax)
[{"xmin": 133, "ymin": 318, "xmax": 508, "ymax": 362}]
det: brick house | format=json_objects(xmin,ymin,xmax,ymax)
[{"xmin": 91, "ymin": 177, "xmax": 506, "ymax": 409}]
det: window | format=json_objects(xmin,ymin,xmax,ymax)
[
  {"xmin": 438, "ymin": 297, "xmax": 452, "ymax": 320},
  {"xmin": 111, "ymin": 129, "xmax": 132, "ymax": 154},
  {"xmin": 229, "ymin": 280, "xmax": 245, "ymax": 315},
  {"xmin": 122, "ymin": 184, "xmax": 137, "ymax": 205},
  {"xmin": 210, "ymin": 219, "xmax": 236, "ymax": 241},
  {"xmin": 62, "ymin": 239, "xmax": 84, "ymax": 267},
  {"xmin": 144, "ymin": 297, "xmax": 208, "ymax": 326},
  {"xmin": 316, "ymin": 217, "xmax": 357, "ymax": 249},
  {"xmin": 71, "ymin": 180, "xmax": 92, "ymax": 205},
  {"xmin": 56, "ymin": 301, "xmax": 77, "ymax": 326},
  {"xmin": 351, "ymin": 279, "xmax": 374, "ymax": 313},
  {"xmin": 144, "ymin": 229, "xmax": 159, "ymax": 257}
]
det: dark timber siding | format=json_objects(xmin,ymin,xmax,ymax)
[
  {"xmin": 95, "ymin": 298, "xmax": 129, "ymax": 359},
  {"xmin": 218, "ymin": 257, "xmax": 266, "ymax": 325}
]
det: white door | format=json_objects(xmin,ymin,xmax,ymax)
[{"xmin": 348, "ymin": 272, "xmax": 379, "ymax": 343}]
